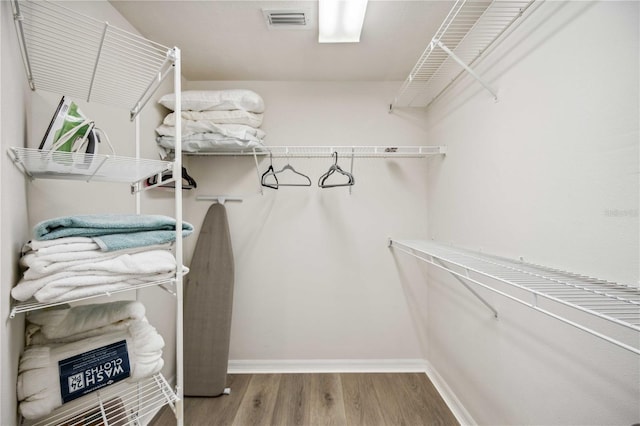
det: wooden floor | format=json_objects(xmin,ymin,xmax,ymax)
[{"xmin": 151, "ymin": 373, "xmax": 458, "ymax": 426}]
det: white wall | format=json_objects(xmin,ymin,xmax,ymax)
[
  {"xmin": 421, "ymin": 1, "xmax": 639, "ymax": 424},
  {"xmin": 178, "ymin": 80, "xmax": 430, "ymax": 364},
  {"xmin": 1, "ymin": 1, "xmax": 31, "ymax": 425}
]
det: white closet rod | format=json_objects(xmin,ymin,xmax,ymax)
[{"xmin": 186, "ymin": 146, "xmax": 446, "ymax": 158}]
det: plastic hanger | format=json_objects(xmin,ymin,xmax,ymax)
[
  {"xmin": 318, "ymin": 151, "xmax": 355, "ymax": 188},
  {"xmin": 260, "ymin": 152, "xmax": 279, "ymax": 189},
  {"xmin": 273, "ymin": 159, "xmax": 312, "ymax": 187},
  {"xmin": 146, "ymin": 166, "xmax": 197, "ymax": 190}
]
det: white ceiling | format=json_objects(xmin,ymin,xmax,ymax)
[{"xmin": 109, "ymin": 0, "xmax": 454, "ymax": 82}]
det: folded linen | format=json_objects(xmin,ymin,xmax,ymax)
[
  {"xmin": 11, "ymin": 250, "xmax": 177, "ymax": 302},
  {"xmin": 157, "ymin": 133, "xmax": 266, "ymax": 153},
  {"xmin": 163, "ymin": 110, "xmax": 263, "ymax": 128},
  {"xmin": 21, "ymin": 243, "xmax": 172, "ymax": 279},
  {"xmin": 158, "ymin": 89, "xmax": 265, "ymax": 113},
  {"xmin": 33, "ymin": 214, "xmax": 193, "ymax": 251},
  {"xmin": 30, "ymin": 271, "xmax": 177, "ymax": 304},
  {"xmin": 155, "ymin": 122, "xmax": 266, "ymax": 140},
  {"xmin": 22, "ymin": 237, "xmax": 100, "ymax": 256},
  {"xmin": 17, "ymin": 319, "xmax": 164, "ymax": 419},
  {"xmin": 27, "ymin": 301, "xmax": 145, "ymax": 341}
]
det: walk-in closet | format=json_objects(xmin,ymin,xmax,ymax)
[{"xmin": 1, "ymin": 0, "xmax": 638, "ymax": 425}]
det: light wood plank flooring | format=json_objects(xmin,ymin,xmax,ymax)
[{"xmin": 151, "ymin": 373, "xmax": 458, "ymax": 426}]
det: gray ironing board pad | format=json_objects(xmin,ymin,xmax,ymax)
[{"xmin": 184, "ymin": 203, "xmax": 234, "ymax": 396}]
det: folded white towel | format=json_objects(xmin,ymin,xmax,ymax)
[
  {"xmin": 21, "ymin": 244, "xmax": 172, "ymax": 279},
  {"xmin": 17, "ymin": 320, "xmax": 164, "ymax": 419},
  {"xmin": 23, "ymin": 237, "xmax": 99, "ymax": 253},
  {"xmin": 27, "ymin": 301, "xmax": 146, "ymax": 341},
  {"xmin": 12, "ymin": 250, "xmax": 177, "ymax": 302},
  {"xmin": 27, "ymin": 271, "xmax": 177, "ymax": 304}
]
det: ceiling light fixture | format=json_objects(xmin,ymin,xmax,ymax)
[{"xmin": 318, "ymin": 0, "xmax": 368, "ymax": 43}]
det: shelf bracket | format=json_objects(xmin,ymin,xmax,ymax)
[
  {"xmin": 390, "ymin": 239, "xmax": 498, "ymax": 318},
  {"xmin": 435, "ymin": 40, "xmax": 498, "ymax": 102}
]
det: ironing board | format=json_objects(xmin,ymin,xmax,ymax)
[{"xmin": 184, "ymin": 203, "xmax": 234, "ymax": 396}]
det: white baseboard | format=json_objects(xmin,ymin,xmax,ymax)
[
  {"xmin": 227, "ymin": 358, "xmax": 428, "ymax": 374},
  {"xmin": 423, "ymin": 359, "xmax": 476, "ymax": 426}
]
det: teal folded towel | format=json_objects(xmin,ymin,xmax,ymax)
[{"xmin": 34, "ymin": 214, "xmax": 194, "ymax": 251}]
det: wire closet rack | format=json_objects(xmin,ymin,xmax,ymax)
[
  {"xmin": 391, "ymin": 0, "xmax": 538, "ymax": 109},
  {"xmin": 12, "ymin": 0, "xmax": 174, "ymax": 118},
  {"xmin": 185, "ymin": 145, "xmax": 447, "ymax": 158},
  {"xmin": 22, "ymin": 374, "xmax": 178, "ymax": 426},
  {"xmin": 389, "ymin": 240, "xmax": 640, "ymax": 355},
  {"xmin": 9, "ymin": 277, "xmax": 179, "ymax": 319},
  {"xmin": 11, "ymin": 0, "xmax": 185, "ymax": 424},
  {"xmin": 8, "ymin": 148, "xmax": 174, "ymax": 192}
]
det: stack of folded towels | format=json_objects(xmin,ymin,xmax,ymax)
[
  {"xmin": 155, "ymin": 89, "xmax": 267, "ymax": 154},
  {"xmin": 11, "ymin": 214, "xmax": 193, "ymax": 304},
  {"xmin": 18, "ymin": 300, "xmax": 164, "ymax": 419}
]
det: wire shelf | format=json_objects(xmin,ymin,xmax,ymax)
[
  {"xmin": 22, "ymin": 373, "xmax": 178, "ymax": 426},
  {"xmin": 390, "ymin": 239, "xmax": 640, "ymax": 355},
  {"xmin": 186, "ymin": 146, "xmax": 446, "ymax": 158},
  {"xmin": 392, "ymin": 0, "xmax": 537, "ymax": 109},
  {"xmin": 12, "ymin": 0, "xmax": 175, "ymax": 118},
  {"xmin": 10, "ymin": 278, "xmax": 177, "ymax": 319},
  {"xmin": 9, "ymin": 147, "xmax": 173, "ymax": 190}
]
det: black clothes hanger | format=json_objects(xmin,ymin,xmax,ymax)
[
  {"xmin": 318, "ymin": 151, "xmax": 355, "ymax": 188},
  {"xmin": 273, "ymin": 159, "xmax": 312, "ymax": 187},
  {"xmin": 260, "ymin": 152, "xmax": 279, "ymax": 189},
  {"xmin": 146, "ymin": 166, "xmax": 197, "ymax": 190}
]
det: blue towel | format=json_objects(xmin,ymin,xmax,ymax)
[{"xmin": 34, "ymin": 214, "xmax": 193, "ymax": 251}]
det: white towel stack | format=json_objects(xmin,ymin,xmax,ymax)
[
  {"xmin": 18, "ymin": 301, "xmax": 165, "ymax": 420},
  {"xmin": 12, "ymin": 238, "xmax": 178, "ymax": 304},
  {"xmin": 155, "ymin": 89, "xmax": 267, "ymax": 154}
]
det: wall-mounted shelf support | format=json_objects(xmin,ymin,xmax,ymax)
[
  {"xmin": 389, "ymin": 239, "xmax": 640, "ymax": 355},
  {"xmin": 434, "ymin": 40, "xmax": 498, "ymax": 102}
]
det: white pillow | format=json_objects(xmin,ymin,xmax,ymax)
[
  {"xmin": 163, "ymin": 110, "xmax": 263, "ymax": 128},
  {"xmin": 155, "ymin": 122, "xmax": 266, "ymax": 140},
  {"xmin": 158, "ymin": 90, "xmax": 265, "ymax": 113}
]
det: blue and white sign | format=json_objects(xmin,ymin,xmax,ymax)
[{"xmin": 58, "ymin": 340, "xmax": 131, "ymax": 403}]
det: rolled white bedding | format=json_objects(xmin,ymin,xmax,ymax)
[
  {"xmin": 155, "ymin": 121, "xmax": 266, "ymax": 140},
  {"xmin": 17, "ymin": 319, "xmax": 164, "ymax": 419},
  {"xmin": 26, "ymin": 301, "xmax": 146, "ymax": 344},
  {"xmin": 163, "ymin": 110, "xmax": 263, "ymax": 128}
]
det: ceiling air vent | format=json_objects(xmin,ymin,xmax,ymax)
[{"xmin": 262, "ymin": 9, "xmax": 310, "ymax": 29}]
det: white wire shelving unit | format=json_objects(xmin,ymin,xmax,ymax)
[
  {"xmin": 186, "ymin": 145, "xmax": 446, "ymax": 158},
  {"xmin": 12, "ymin": 0, "xmax": 175, "ymax": 118},
  {"xmin": 10, "ymin": 0, "xmax": 185, "ymax": 424},
  {"xmin": 22, "ymin": 373, "xmax": 178, "ymax": 426},
  {"xmin": 389, "ymin": 239, "xmax": 640, "ymax": 355},
  {"xmin": 8, "ymin": 147, "xmax": 173, "ymax": 193},
  {"xmin": 9, "ymin": 277, "xmax": 180, "ymax": 319},
  {"xmin": 391, "ymin": 0, "xmax": 538, "ymax": 110}
]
